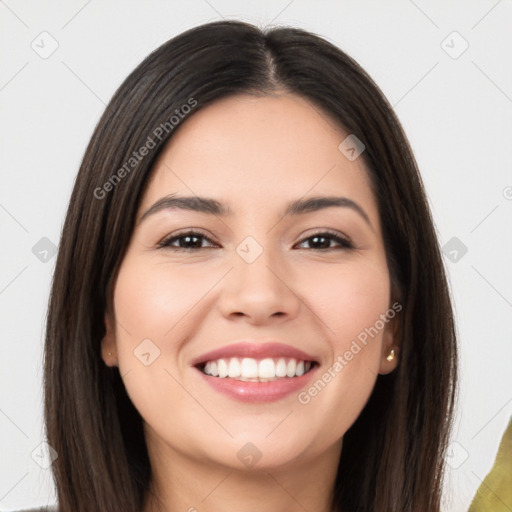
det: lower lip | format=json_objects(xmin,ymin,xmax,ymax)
[{"xmin": 195, "ymin": 365, "xmax": 318, "ymax": 403}]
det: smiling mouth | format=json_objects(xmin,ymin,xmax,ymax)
[{"xmin": 196, "ymin": 357, "xmax": 317, "ymax": 382}]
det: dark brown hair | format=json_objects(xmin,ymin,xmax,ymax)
[{"xmin": 44, "ymin": 19, "xmax": 457, "ymax": 512}]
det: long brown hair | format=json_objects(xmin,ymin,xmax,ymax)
[{"xmin": 44, "ymin": 20, "xmax": 457, "ymax": 512}]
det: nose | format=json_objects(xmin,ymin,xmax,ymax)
[{"xmin": 217, "ymin": 242, "xmax": 301, "ymax": 325}]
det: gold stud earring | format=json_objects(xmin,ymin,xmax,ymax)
[
  {"xmin": 386, "ymin": 349, "xmax": 395, "ymax": 362},
  {"xmin": 108, "ymin": 351, "xmax": 112, "ymax": 356}
]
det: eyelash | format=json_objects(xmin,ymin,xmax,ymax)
[{"xmin": 156, "ymin": 229, "xmax": 354, "ymax": 251}]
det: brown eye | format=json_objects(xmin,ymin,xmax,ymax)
[
  {"xmin": 157, "ymin": 231, "xmax": 218, "ymax": 251},
  {"xmin": 157, "ymin": 229, "xmax": 353, "ymax": 252},
  {"xmin": 295, "ymin": 231, "xmax": 353, "ymax": 250}
]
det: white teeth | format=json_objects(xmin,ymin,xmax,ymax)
[
  {"xmin": 227, "ymin": 358, "xmax": 241, "ymax": 378},
  {"xmin": 241, "ymin": 358, "xmax": 259, "ymax": 378},
  {"xmin": 201, "ymin": 356, "xmax": 314, "ymax": 379},
  {"xmin": 217, "ymin": 359, "xmax": 228, "ymax": 378},
  {"xmin": 275, "ymin": 358, "xmax": 287, "ymax": 377},
  {"xmin": 258, "ymin": 358, "xmax": 275, "ymax": 378},
  {"xmin": 286, "ymin": 359, "xmax": 297, "ymax": 377}
]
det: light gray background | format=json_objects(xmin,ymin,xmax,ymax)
[{"xmin": 1, "ymin": 1, "xmax": 511, "ymax": 511}]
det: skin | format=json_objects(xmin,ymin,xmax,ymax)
[{"xmin": 101, "ymin": 92, "xmax": 400, "ymax": 512}]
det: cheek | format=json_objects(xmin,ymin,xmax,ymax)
[
  {"xmin": 294, "ymin": 260, "xmax": 391, "ymax": 442},
  {"xmin": 110, "ymin": 257, "xmax": 206, "ymax": 424},
  {"xmin": 114, "ymin": 252, "xmax": 391, "ymax": 374},
  {"xmin": 109, "ymin": 249, "xmax": 392, "ymax": 461},
  {"xmin": 306, "ymin": 259, "xmax": 391, "ymax": 349},
  {"xmin": 113, "ymin": 257, "xmax": 212, "ymax": 342}
]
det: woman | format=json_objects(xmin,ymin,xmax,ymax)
[{"xmin": 39, "ymin": 20, "xmax": 457, "ymax": 512}]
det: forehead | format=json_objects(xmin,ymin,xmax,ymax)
[{"xmin": 140, "ymin": 93, "xmax": 378, "ymax": 223}]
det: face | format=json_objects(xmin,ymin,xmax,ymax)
[{"xmin": 102, "ymin": 92, "xmax": 399, "ymax": 473}]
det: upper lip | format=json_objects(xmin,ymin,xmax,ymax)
[{"xmin": 191, "ymin": 341, "xmax": 318, "ymax": 367}]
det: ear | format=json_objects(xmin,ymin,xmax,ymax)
[
  {"xmin": 378, "ymin": 303, "xmax": 402, "ymax": 375},
  {"xmin": 100, "ymin": 312, "xmax": 118, "ymax": 367}
]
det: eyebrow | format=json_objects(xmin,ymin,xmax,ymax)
[{"xmin": 138, "ymin": 194, "xmax": 372, "ymax": 228}]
